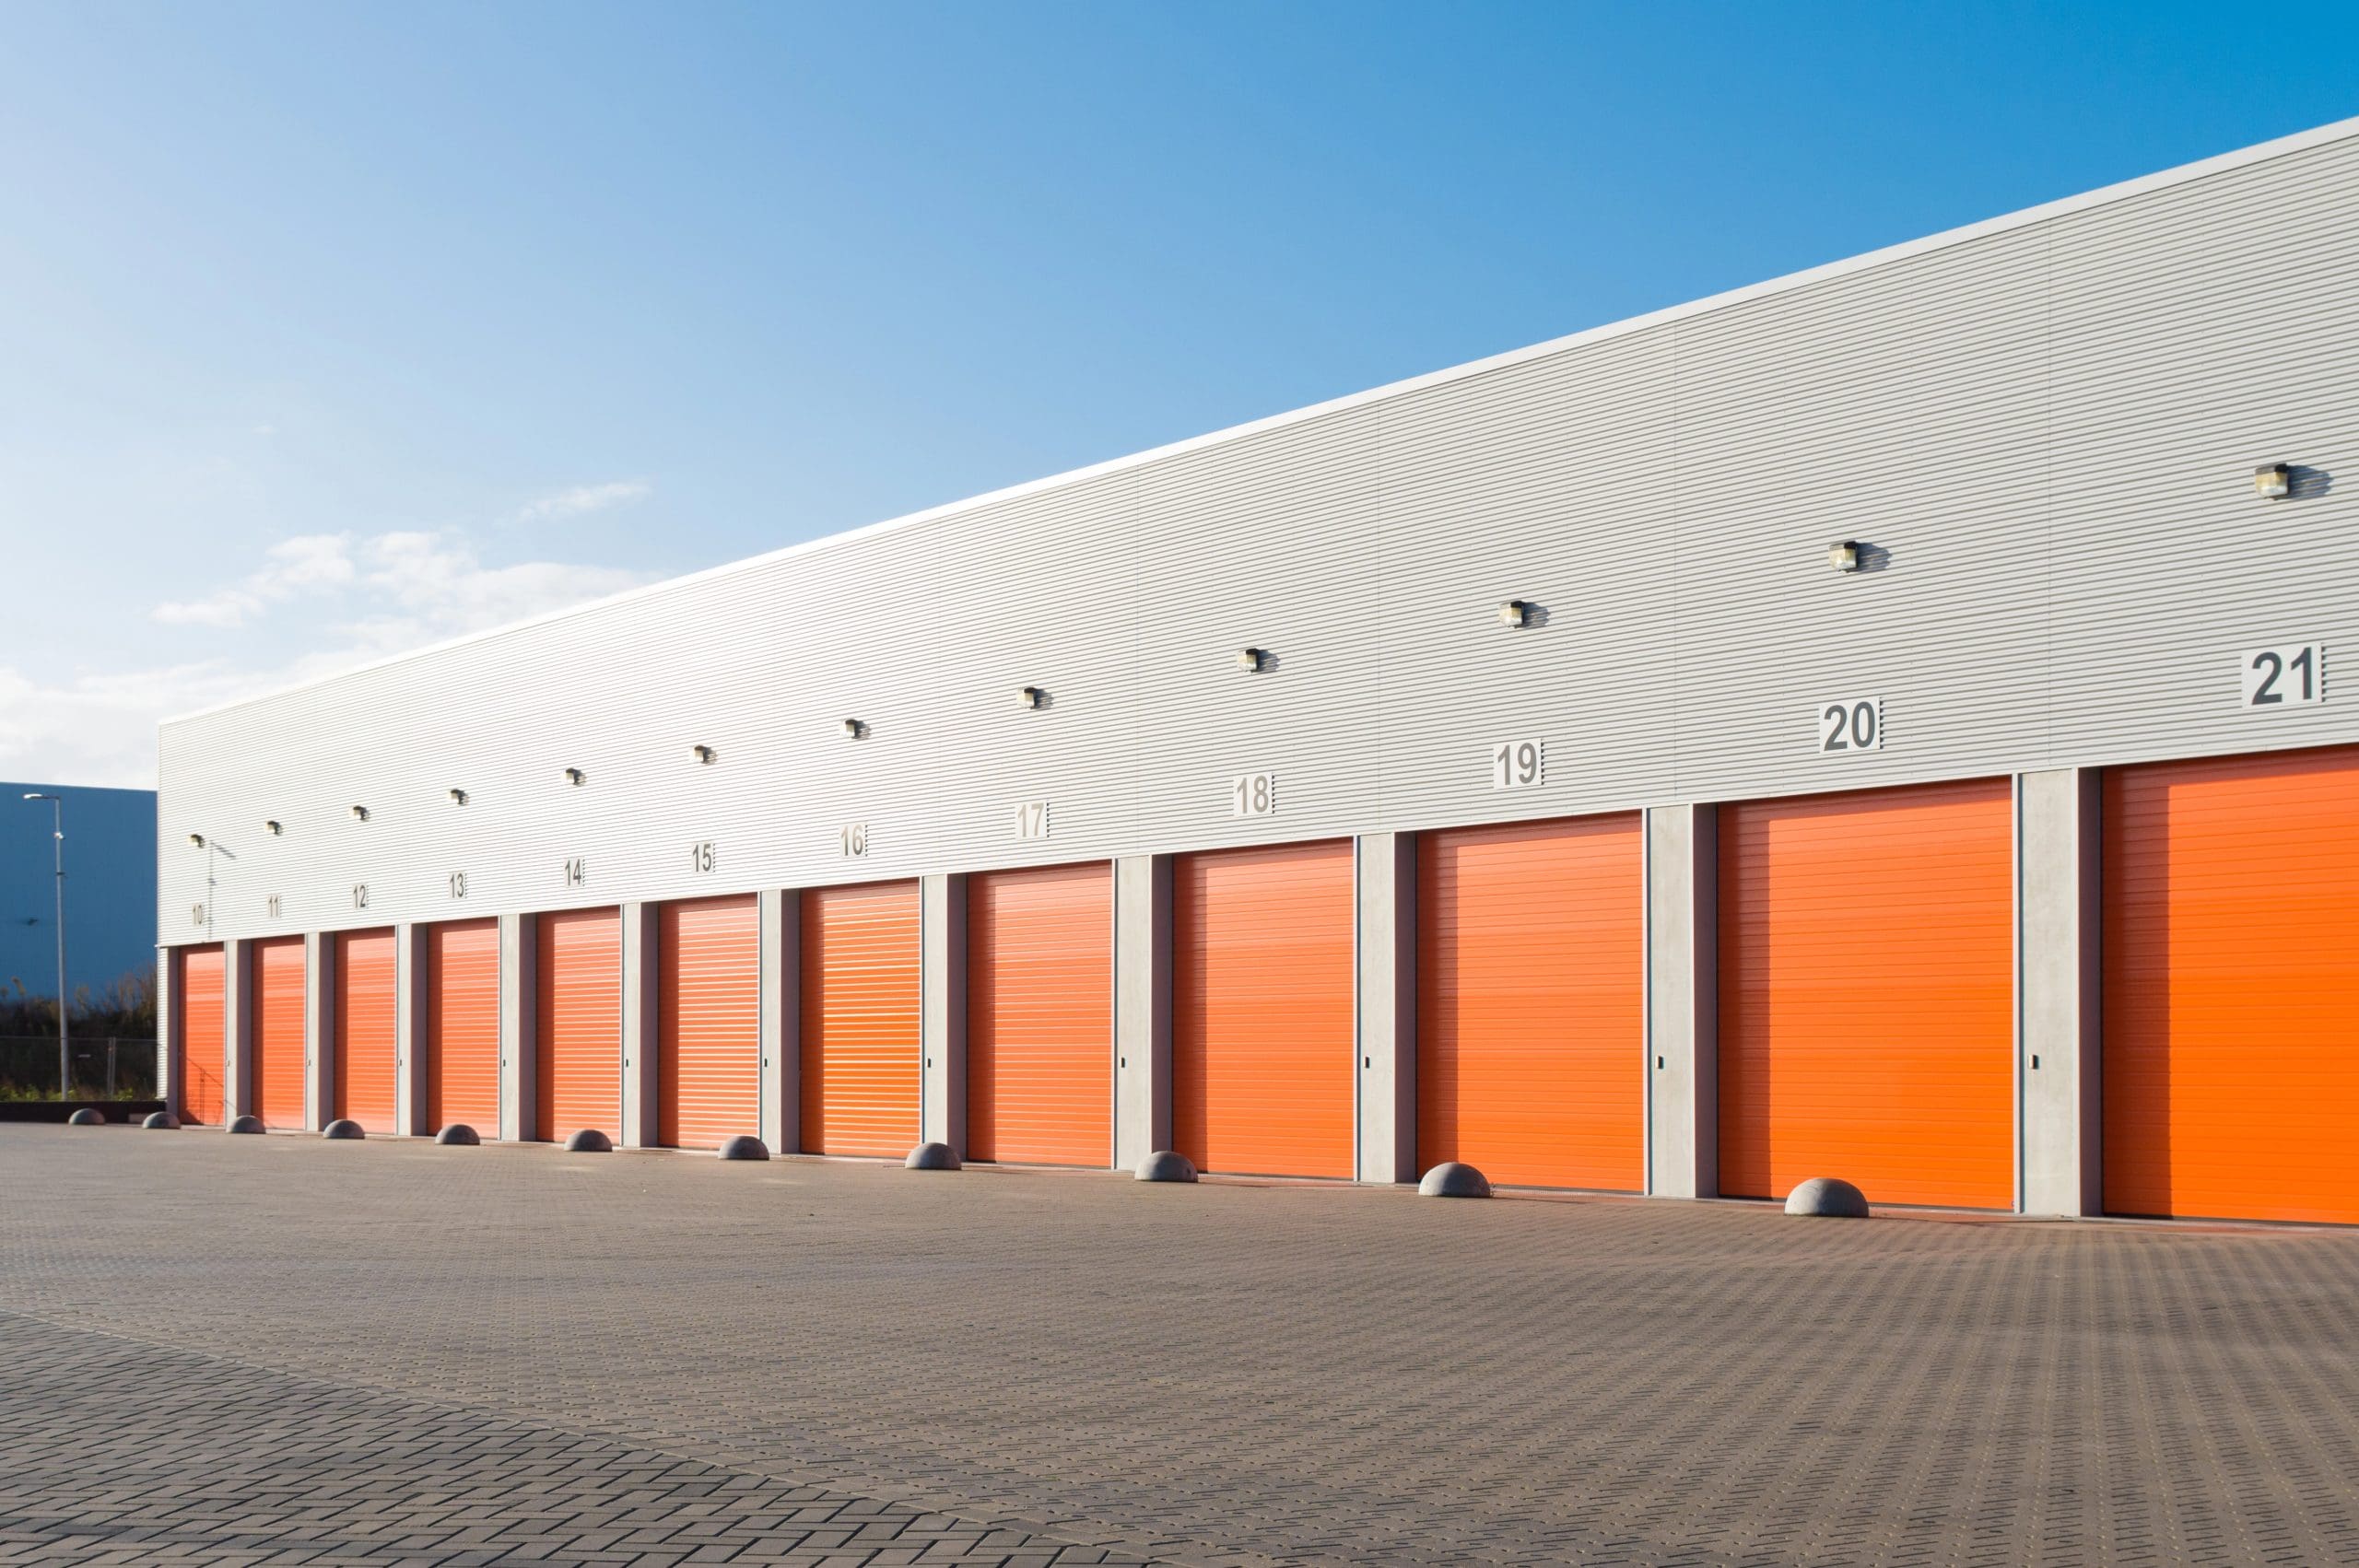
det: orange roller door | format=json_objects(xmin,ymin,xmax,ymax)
[
  {"xmin": 2104, "ymin": 747, "xmax": 2359, "ymax": 1224},
  {"xmin": 659, "ymin": 895, "xmax": 761, "ymax": 1150},
  {"xmin": 1174, "ymin": 840, "xmax": 1354, "ymax": 1179},
  {"xmin": 334, "ymin": 929, "xmax": 397, "ymax": 1133},
  {"xmin": 427, "ymin": 919, "xmax": 500, "ymax": 1135},
  {"xmin": 968, "ymin": 862, "xmax": 1112, "ymax": 1167},
  {"xmin": 536, "ymin": 907, "xmax": 621, "ymax": 1143},
  {"xmin": 180, "ymin": 945, "xmax": 226, "ymax": 1126},
  {"xmin": 1718, "ymin": 779, "xmax": 2013, "ymax": 1211},
  {"xmin": 251, "ymin": 934, "xmax": 308, "ymax": 1129},
  {"xmin": 800, "ymin": 881, "xmax": 920, "ymax": 1157},
  {"xmin": 1418, "ymin": 815, "xmax": 1643, "ymax": 1191}
]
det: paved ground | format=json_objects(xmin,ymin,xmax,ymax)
[{"xmin": 1, "ymin": 1129, "xmax": 2355, "ymax": 1567}]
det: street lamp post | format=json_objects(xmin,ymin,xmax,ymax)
[{"xmin": 21, "ymin": 794, "xmax": 67, "ymax": 1101}]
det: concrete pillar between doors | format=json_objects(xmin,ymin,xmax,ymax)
[
  {"xmin": 2019, "ymin": 768, "xmax": 2103, "ymax": 1217},
  {"xmin": 499, "ymin": 913, "xmax": 535, "ymax": 1142},
  {"xmin": 1646, "ymin": 802, "xmax": 1719, "ymax": 1199},
  {"xmin": 619, "ymin": 903, "xmax": 659, "ymax": 1149},
  {"xmin": 224, "ymin": 937, "xmax": 252, "ymax": 1121},
  {"xmin": 1112, "ymin": 855, "xmax": 1173, "ymax": 1172},
  {"xmin": 157, "ymin": 945, "xmax": 180, "ymax": 1118},
  {"xmin": 305, "ymin": 930, "xmax": 333, "ymax": 1132},
  {"xmin": 761, "ymin": 889, "xmax": 800, "ymax": 1155},
  {"xmin": 1355, "ymin": 833, "xmax": 1418, "ymax": 1185},
  {"xmin": 921, "ymin": 874, "xmax": 968, "ymax": 1158},
  {"xmin": 394, "ymin": 923, "xmax": 426, "ymax": 1137}
]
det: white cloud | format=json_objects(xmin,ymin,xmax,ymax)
[
  {"xmin": 152, "ymin": 532, "xmax": 358, "ymax": 627},
  {"xmin": 0, "ymin": 661, "xmax": 267, "ymax": 788},
  {"xmin": 513, "ymin": 479, "xmax": 651, "ymax": 525}
]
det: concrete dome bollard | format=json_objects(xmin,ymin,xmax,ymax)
[
  {"xmin": 1417, "ymin": 1161, "xmax": 1492, "ymax": 1199},
  {"xmin": 563, "ymin": 1129, "xmax": 613, "ymax": 1153},
  {"xmin": 434, "ymin": 1124, "xmax": 480, "ymax": 1146},
  {"xmin": 66, "ymin": 1106, "xmax": 107, "ymax": 1126},
  {"xmin": 1785, "ymin": 1176, "xmax": 1871, "ymax": 1218},
  {"xmin": 229, "ymin": 1115, "xmax": 267, "ymax": 1134},
  {"xmin": 142, "ymin": 1111, "xmax": 181, "ymax": 1129},
  {"xmin": 1134, "ymin": 1150, "xmax": 1198, "ymax": 1183},
  {"xmin": 718, "ymin": 1134, "xmax": 770, "ymax": 1162},
  {"xmin": 322, "ymin": 1118, "xmax": 366, "ymax": 1141},
  {"xmin": 904, "ymin": 1141, "xmax": 959, "ymax": 1170}
]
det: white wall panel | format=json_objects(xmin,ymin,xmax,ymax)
[{"xmin": 159, "ymin": 122, "xmax": 2359, "ymax": 946}]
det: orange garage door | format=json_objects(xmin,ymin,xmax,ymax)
[
  {"xmin": 801, "ymin": 881, "xmax": 920, "ymax": 1157},
  {"xmin": 537, "ymin": 907, "xmax": 621, "ymax": 1143},
  {"xmin": 660, "ymin": 895, "xmax": 760, "ymax": 1150},
  {"xmin": 2104, "ymin": 746, "xmax": 2359, "ymax": 1224},
  {"xmin": 1174, "ymin": 840, "xmax": 1354, "ymax": 1178},
  {"xmin": 334, "ymin": 929, "xmax": 397, "ymax": 1133},
  {"xmin": 1719, "ymin": 779, "xmax": 2014, "ymax": 1210},
  {"xmin": 968, "ymin": 862, "xmax": 1112, "ymax": 1167},
  {"xmin": 180, "ymin": 945, "xmax": 226, "ymax": 1126},
  {"xmin": 1418, "ymin": 815, "xmax": 1643, "ymax": 1190},
  {"xmin": 427, "ymin": 919, "xmax": 500, "ymax": 1135},
  {"xmin": 251, "ymin": 934, "xmax": 308, "ymax": 1129}
]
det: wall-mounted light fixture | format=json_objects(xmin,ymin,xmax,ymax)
[
  {"xmin": 1827, "ymin": 540, "xmax": 1861, "ymax": 573},
  {"xmin": 448, "ymin": 788, "xmax": 468, "ymax": 805},
  {"xmin": 564, "ymin": 767, "xmax": 586, "ymax": 787},
  {"xmin": 1018, "ymin": 685, "xmax": 1044, "ymax": 710},
  {"xmin": 2254, "ymin": 462, "xmax": 2292, "ymax": 498},
  {"xmin": 349, "ymin": 805, "xmax": 370, "ymax": 822},
  {"xmin": 693, "ymin": 743, "xmax": 717, "ymax": 765},
  {"xmin": 841, "ymin": 718, "xmax": 866, "ymax": 739},
  {"xmin": 1237, "ymin": 647, "xmax": 1269, "ymax": 673},
  {"xmin": 264, "ymin": 820, "xmax": 282, "ymax": 836},
  {"xmin": 187, "ymin": 833, "xmax": 205, "ymax": 848},
  {"xmin": 1497, "ymin": 599, "xmax": 1532, "ymax": 628}
]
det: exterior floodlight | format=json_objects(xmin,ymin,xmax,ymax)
[
  {"xmin": 1827, "ymin": 540, "xmax": 1861, "ymax": 573},
  {"xmin": 448, "ymin": 788, "xmax": 468, "ymax": 805},
  {"xmin": 349, "ymin": 805, "xmax": 370, "ymax": 822},
  {"xmin": 693, "ymin": 743, "xmax": 717, "ymax": 765},
  {"xmin": 1018, "ymin": 686, "xmax": 1044, "ymax": 710},
  {"xmin": 2254, "ymin": 462, "xmax": 2292, "ymax": 498},
  {"xmin": 841, "ymin": 719, "xmax": 865, "ymax": 739},
  {"xmin": 1237, "ymin": 647, "xmax": 1268, "ymax": 673},
  {"xmin": 264, "ymin": 820, "xmax": 282, "ymax": 836},
  {"xmin": 188, "ymin": 833, "xmax": 205, "ymax": 848},
  {"xmin": 1497, "ymin": 599, "xmax": 1531, "ymax": 628},
  {"xmin": 564, "ymin": 767, "xmax": 586, "ymax": 786}
]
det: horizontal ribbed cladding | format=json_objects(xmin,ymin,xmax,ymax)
[
  {"xmin": 1666, "ymin": 216, "xmax": 2054, "ymax": 806},
  {"xmin": 2046, "ymin": 134, "xmax": 2359, "ymax": 774},
  {"xmin": 1126, "ymin": 400, "xmax": 1386, "ymax": 856},
  {"xmin": 1372, "ymin": 323, "xmax": 1678, "ymax": 833},
  {"xmin": 909, "ymin": 469, "xmax": 1144, "ymax": 878}
]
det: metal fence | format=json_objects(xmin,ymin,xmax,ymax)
[{"xmin": 0, "ymin": 1036, "xmax": 158, "ymax": 1101}]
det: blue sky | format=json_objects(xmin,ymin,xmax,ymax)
[{"xmin": 3, "ymin": 1, "xmax": 2355, "ymax": 785}]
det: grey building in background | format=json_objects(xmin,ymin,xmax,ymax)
[
  {"xmin": 3, "ymin": 782, "xmax": 157, "ymax": 1004},
  {"xmin": 151, "ymin": 117, "xmax": 2359, "ymax": 1228}
]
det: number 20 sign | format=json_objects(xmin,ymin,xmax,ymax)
[{"xmin": 1816, "ymin": 696, "xmax": 1884, "ymax": 755}]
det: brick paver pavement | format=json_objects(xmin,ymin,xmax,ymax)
[{"xmin": 2, "ymin": 1126, "xmax": 2356, "ymax": 1565}]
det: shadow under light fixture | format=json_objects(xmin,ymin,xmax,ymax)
[
  {"xmin": 693, "ymin": 743, "xmax": 717, "ymax": 765},
  {"xmin": 1237, "ymin": 647, "xmax": 1269, "ymax": 673},
  {"xmin": 1827, "ymin": 540, "xmax": 1861, "ymax": 573},
  {"xmin": 1018, "ymin": 685, "xmax": 1044, "ymax": 710},
  {"xmin": 2255, "ymin": 462, "xmax": 2292, "ymax": 498},
  {"xmin": 1497, "ymin": 599, "xmax": 1532, "ymax": 628}
]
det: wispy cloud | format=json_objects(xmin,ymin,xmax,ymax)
[
  {"xmin": 151, "ymin": 532, "xmax": 358, "ymax": 627},
  {"xmin": 513, "ymin": 479, "xmax": 651, "ymax": 525}
]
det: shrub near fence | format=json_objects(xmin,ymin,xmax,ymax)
[{"xmin": 0, "ymin": 1036, "xmax": 158, "ymax": 1101}]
